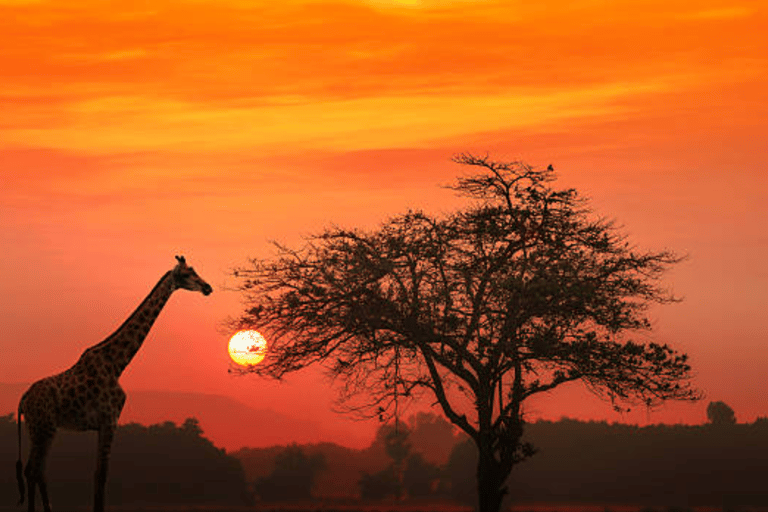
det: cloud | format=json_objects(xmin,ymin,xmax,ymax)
[
  {"xmin": 2, "ymin": 0, "xmax": 765, "ymax": 160},
  {"xmin": 1, "ymin": 78, "xmax": 678, "ymax": 156},
  {"xmin": 681, "ymin": 6, "xmax": 755, "ymax": 20}
]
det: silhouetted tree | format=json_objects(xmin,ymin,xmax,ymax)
[
  {"xmin": 110, "ymin": 418, "xmax": 251, "ymax": 505},
  {"xmin": 359, "ymin": 422, "xmax": 411, "ymax": 499},
  {"xmin": 707, "ymin": 401, "xmax": 737, "ymax": 425},
  {"xmin": 181, "ymin": 417, "xmax": 204, "ymax": 436},
  {"xmin": 403, "ymin": 452, "xmax": 441, "ymax": 497},
  {"xmin": 383, "ymin": 424, "xmax": 410, "ymax": 464},
  {"xmin": 253, "ymin": 444, "xmax": 326, "ymax": 501},
  {"xmin": 407, "ymin": 412, "xmax": 457, "ymax": 465},
  {"xmin": 359, "ymin": 466, "xmax": 398, "ymax": 500},
  {"xmin": 384, "ymin": 423, "xmax": 410, "ymax": 498},
  {"xmin": 442, "ymin": 437, "xmax": 477, "ymax": 503},
  {"xmin": 230, "ymin": 154, "xmax": 700, "ymax": 512},
  {"xmin": 359, "ymin": 419, "xmax": 441, "ymax": 499}
]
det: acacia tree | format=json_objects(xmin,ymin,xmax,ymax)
[{"xmin": 230, "ymin": 155, "xmax": 700, "ymax": 512}]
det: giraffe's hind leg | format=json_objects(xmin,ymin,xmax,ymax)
[{"xmin": 24, "ymin": 425, "xmax": 56, "ymax": 512}]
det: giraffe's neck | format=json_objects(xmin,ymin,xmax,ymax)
[{"xmin": 80, "ymin": 271, "xmax": 177, "ymax": 378}]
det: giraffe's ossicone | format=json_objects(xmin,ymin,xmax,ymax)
[{"xmin": 15, "ymin": 256, "xmax": 212, "ymax": 512}]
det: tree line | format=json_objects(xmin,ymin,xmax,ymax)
[
  {"xmin": 0, "ymin": 414, "xmax": 251, "ymax": 507},
  {"xmin": 4, "ymin": 406, "xmax": 767, "ymax": 507},
  {"xmin": 237, "ymin": 407, "xmax": 768, "ymax": 508}
]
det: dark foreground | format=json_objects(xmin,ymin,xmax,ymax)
[{"xmin": 2, "ymin": 504, "xmax": 767, "ymax": 512}]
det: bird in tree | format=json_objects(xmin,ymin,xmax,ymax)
[{"xmin": 229, "ymin": 154, "xmax": 701, "ymax": 512}]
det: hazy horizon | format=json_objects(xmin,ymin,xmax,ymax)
[{"xmin": 0, "ymin": 383, "xmax": 748, "ymax": 453}]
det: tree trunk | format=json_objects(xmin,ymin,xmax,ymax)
[{"xmin": 476, "ymin": 442, "xmax": 507, "ymax": 512}]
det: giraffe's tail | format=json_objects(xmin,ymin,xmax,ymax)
[{"xmin": 16, "ymin": 399, "xmax": 24, "ymax": 505}]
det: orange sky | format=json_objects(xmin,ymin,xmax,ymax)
[{"xmin": 1, "ymin": 0, "xmax": 767, "ymax": 450}]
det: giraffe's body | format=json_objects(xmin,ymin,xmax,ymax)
[{"xmin": 16, "ymin": 256, "xmax": 212, "ymax": 512}]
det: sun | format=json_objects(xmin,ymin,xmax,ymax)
[{"xmin": 228, "ymin": 330, "xmax": 268, "ymax": 367}]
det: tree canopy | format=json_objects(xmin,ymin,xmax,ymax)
[
  {"xmin": 707, "ymin": 401, "xmax": 737, "ymax": 425},
  {"xmin": 230, "ymin": 154, "xmax": 700, "ymax": 512},
  {"xmin": 253, "ymin": 444, "xmax": 326, "ymax": 501}
]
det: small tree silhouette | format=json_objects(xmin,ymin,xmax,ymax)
[
  {"xmin": 442, "ymin": 437, "xmax": 477, "ymax": 503},
  {"xmin": 181, "ymin": 417, "xmax": 204, "ymax": 436},
  {"xmin": 360, "ymin": 422, "xmax": 410, "ymax": 499},
  {"xmin": 359, "ymin": 466, "xmax": 398, "ymax": 500},
  {"xmin": 706, "ymin": 401, "xmax": 736, "ymax": 425},
  {"xmin": 403, "ymin": 452, "xmax": 440, "ymax": 497},
  {"xmin": 408, "ymin": 412, "xmax": 457, "ymax": 465},
  {"xmin": 253, "ymin": 444, "xmax": 326, "ymax": 501},
  {"xmin": 360, "ymin": 422, "xmax": 440, "ymax": 500}
]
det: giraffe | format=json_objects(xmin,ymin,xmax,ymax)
[{"xmin": 15, "ymin": 255, "xmax": 212, "ymax": 512}]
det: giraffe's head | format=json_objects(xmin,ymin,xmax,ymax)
[{"xmin": 172, "ymin": 255, "xmax": 213, "ymax": 296}]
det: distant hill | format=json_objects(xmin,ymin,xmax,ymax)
[{"xmin": 0, "ymin": 382, "xmax": 356, "ymax": 451}]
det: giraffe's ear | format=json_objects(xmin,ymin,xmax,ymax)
[{"xmin": 175, "ymin": 255, "xmax": 186, "ymax": 266}]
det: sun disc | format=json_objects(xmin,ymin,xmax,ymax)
[{"xmin": 228, "ymin": 330, "xmax": 267, "ymax": 366}]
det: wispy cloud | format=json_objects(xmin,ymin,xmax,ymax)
[
  {"xmin": 2, "ymin": 0, "xmax": 765, "ymax": 178},
  {"xmin": 680, "ymin": 6, "xmax": 755, "ymax": 19}
]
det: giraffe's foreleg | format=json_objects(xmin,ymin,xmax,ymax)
[{"xmin": 94, "ymin": 424, "xmax": 115, "ymax": 512}]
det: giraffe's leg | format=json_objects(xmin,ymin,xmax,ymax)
[
  {"xmin": 37, "ymin": 476, "xmax": 51, "ymax": 512},
  {"xmin": 24, "ymin": 429, "xmax": 55, "ymax": 512},
  {"xmin": 24, "ymin": 455, "xmax": 37, "ymax": 512},
  {"xmin": 94, "ymin": 424, "xmax": 115, "ymax": 512}
]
